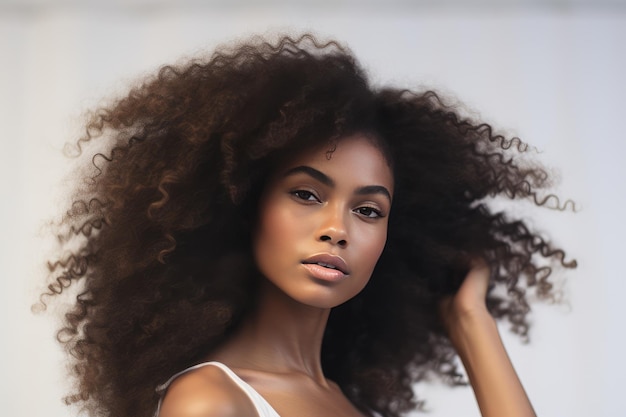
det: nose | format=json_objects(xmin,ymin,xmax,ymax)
[{"xmin": 317, "ymin": 204, "xmax": 348, "ymax": 247}]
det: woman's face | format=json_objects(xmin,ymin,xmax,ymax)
[{"xmin": 253, "ymin": 134, "xmax": 393, "ymax": 309}]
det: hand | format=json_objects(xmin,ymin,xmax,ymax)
[
  {"xmin": 439, "ymin": 258, "xmax": 491, "ymax": 335},
  {"xmin": 437, "ymin": 258, "xmax": 537, "ymax": 417}
]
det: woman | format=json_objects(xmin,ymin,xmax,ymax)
[{"xmin": 44, "ymin": 34, "xmax": 575, "ymax": 417}]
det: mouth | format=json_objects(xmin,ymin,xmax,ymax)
[{"xmin": 301, "ymin": 254, "xmax": 350, "ymax": 275}]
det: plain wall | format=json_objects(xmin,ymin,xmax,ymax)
[{"xmin": 1, "ymin": 1, "xmax": 624, "ymax": 416}]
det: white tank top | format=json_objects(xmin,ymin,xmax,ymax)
[{"xmin": 154, "ymin": 361, "xmax": 281, "ymax": 417}]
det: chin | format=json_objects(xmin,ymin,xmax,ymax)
[{"xmin": 291, "ymin": 285, "xmax": 364, "ymax": 310}]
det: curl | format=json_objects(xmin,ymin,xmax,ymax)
[{"xmin": 42, "ymin": 33, "xmax": 576, "ymax": 417}]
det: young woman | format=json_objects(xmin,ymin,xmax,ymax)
[{"xmin": 44, "ymin": 34, "xmax": 576, "ymax": 417}]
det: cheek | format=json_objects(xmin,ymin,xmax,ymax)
[
  {"xmin": 346, "ymin": 229, "xmax": 388, "ymax": 300},
  {"xmin": 253, "ymin": 200, "xmax": 299, "ymax": 273},
  {"xmin": 364, "ymin": 227, "xmax": 388, "ymax": 269},
  {"xmin": 256, "ymin": 200, "xmax": 297, "ymax": 242}
]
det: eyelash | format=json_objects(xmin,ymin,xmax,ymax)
[
  {"xmin": 354, "ymin": 206, "xmax": 383, "ymax": 219},
  {"xmin": 291, "ymin": 190, "xmax": 319, "ymax": 202},
  {"xmin": 290, "ymin": 190, "xmax": 384, "ymax": 219}
]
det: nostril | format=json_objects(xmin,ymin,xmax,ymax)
[{"xmin": 319, "ymin": 234, "xmax": 347, "ymax": 246}]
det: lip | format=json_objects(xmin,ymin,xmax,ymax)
[
  {"xmin": 301, "ymin": 253, "xmax": 350, "ymax": 276},
  {"xmin": 302, "ymin": 253, "xmax": 350, "ymax": 275}
]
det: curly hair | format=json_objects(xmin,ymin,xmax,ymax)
[{"xmin": 43, "ymin": 34, "xmax": 576, "ymax": 417}]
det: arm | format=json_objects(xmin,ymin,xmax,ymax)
[{"xmin": 439, "ymin": 260, "xmax": 536, "ymax": 417}]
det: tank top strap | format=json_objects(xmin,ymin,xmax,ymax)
[{"xmin": 154, "ymin": 361, "xmax": 281, "ymax": 417}]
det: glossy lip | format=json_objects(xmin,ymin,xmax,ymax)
[{"xmin": 301, "ymin": 253, "xmax": 350, "ymax": 275}]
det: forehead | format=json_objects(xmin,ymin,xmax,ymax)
[{"xmin": 277, "ymin": 134, "xmax": 394, "ymax": 192}]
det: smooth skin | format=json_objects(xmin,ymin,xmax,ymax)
[
  {"xmin": 440, "ymin": 259, "xmax": 537, "ymax": 417},
  {"xmin": 158, "ymin": 135, "xmax": 536, "ymax": 417}
]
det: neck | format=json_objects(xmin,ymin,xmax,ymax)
[{"xmin": 213, "ymin": 279, "xmax": 330, "ymax": 381}]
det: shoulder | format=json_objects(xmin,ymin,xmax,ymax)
[{"xmin": 158, "ymin": 365, "xmax": 258, "ymax": 417}]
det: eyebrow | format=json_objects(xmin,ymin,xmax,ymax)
[{"xmin": 283, "ymin": 165, "xmax": 392, "ymax": 202}]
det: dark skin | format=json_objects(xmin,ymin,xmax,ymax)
[{"xmin": 158, "ymin": 136, "xmax": 535, "ymax": 417}]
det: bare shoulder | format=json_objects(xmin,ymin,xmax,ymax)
[{"xmin": 158, "ymin": 365, "xmax": 258, "ymax": 417}]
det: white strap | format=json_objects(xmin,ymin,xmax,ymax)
[{"xmin": 154, "ymin": 361, "xmax": 281, "ymax": 417}]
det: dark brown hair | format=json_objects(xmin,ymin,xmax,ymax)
[{"xmin": 43, "ymin": 34, "xmax": 576, "ymax": 417}]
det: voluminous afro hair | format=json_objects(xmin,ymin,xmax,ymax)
[{"xmin": 43, "ymin": 34, "xmax": 576, "ymax": 417}]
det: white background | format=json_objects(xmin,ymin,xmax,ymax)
[{"xmin": 1, "ymin": 1, "xmax": 624, "ymax": 416}]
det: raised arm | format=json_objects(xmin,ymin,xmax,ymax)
[{"xmin": 439, "ymin": 260, "xmax": 537, "ymax": 417}]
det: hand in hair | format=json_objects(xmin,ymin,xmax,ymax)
[{"xmin": 440, "ymin": 260, "xmax": 537, "ymax": 417}]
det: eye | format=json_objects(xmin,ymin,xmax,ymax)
[
  {"xmin": 354, "ymin": 206, "xmax": 383, "ymax": 219},
  {"xmin": 291, "ymin": 190, "xmax": 320, "ymax": 202}
]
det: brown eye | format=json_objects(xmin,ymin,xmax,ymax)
[
  {"xmin": 291, "ymin": 190, "xmax": 319, "ymax": 202},
  {"xmin": 355, "ymin": 207, "xmax": 383, "ymax": 218}
]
